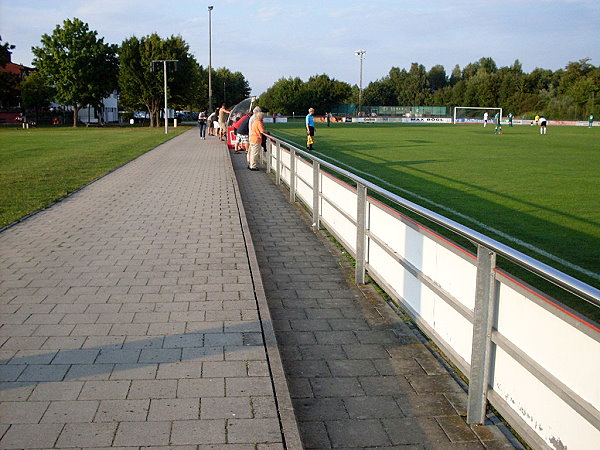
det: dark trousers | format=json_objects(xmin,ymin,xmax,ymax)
[{"xmin": 198, "ymin": 120, "xmax": 206, "ymax": 137}]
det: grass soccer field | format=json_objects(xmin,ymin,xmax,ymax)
[
  {"xmin": 268, "ymin": 122, "xmax": 600, "ymax": 318},
  {"xmin": 0, "ymin": 126, "xmax": 189, "ymax": 229}
]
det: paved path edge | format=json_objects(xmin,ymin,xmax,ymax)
[{"xmin": 226, "ymin": 149, "xmax": 304, "ymax": 450}]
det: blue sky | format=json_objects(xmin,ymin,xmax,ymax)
[{"xmin": 2, "ymin": 0, "xmax": 599, "ymax": 95}]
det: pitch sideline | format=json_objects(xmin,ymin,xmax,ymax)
[{"xmin": 311, "ymin": 150, "xmax": 599, "ymax": 282}]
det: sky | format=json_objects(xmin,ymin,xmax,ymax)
[{"xmin": 1, "ymin": 0, "xmax": 599, "ymax": 96}]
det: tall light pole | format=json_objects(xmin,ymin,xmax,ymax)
[
  {"xmin": 355, "ymin": 50, "xmax": 366, "ymax": 116},
  {"xmin": 208, "ymin": 6, "xmax": 213, "ymax": 113},
  {"xmin": 151, "ymin": 60, "xmax": 179, "ymax": 134}
]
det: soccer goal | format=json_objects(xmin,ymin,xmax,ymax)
[{"xmin": 453, "ymin": 107, "xmax": 503, "ymax": 124}]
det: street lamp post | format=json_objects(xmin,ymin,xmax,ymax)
[
  {"xmin": 151, "ymin": 59, "xmax": 179, "ymax": 134},
  {"xmin": 355, "ymin": 50, "xmax": 366, "ymax": 116},
  {"xmin": 208, "ymin": 6, "xmax": 213, "ymax": 113}
]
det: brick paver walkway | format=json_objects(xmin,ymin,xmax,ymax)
[
  {"xmin": 0, "ymin": 130, "xmax": 300, "ymax": 449},
  {"xmin": 232, "ymin": 148, "xmax": 517, "ymax": 449}
]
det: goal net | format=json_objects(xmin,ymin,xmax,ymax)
[{"xmin": 453, "ymin": 107, "xmax": 503, "ymax": 124}]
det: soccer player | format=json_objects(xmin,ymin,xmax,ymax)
[
  {"xmin": 539, "ymin": 116, "xmax": 547, "ymax": 134},
  {"xmin": 306, "ymin": 107, "xmax": 315, "ymax": 151},
  {"xmin": 494, "ymin": 112, "xmax": 503, "ymax": 134},
  {"xmin": 508, "ymin": 112, "xmax": 514, "ymax": 127},
  {"xmin": 589, "ymin": 114, "xmax": 594, "ymax": 128},
  {"xmin": 483, "ymin": 111, "xmax": 488, "ymax": 127},
  {"xmin": 535, "ymin": 114, "xmax": 540, "ymax": 126}
]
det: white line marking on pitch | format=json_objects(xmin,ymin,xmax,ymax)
[{"xmin": 313, "ymin": 150, "xmax": 599, "ymax": 282}]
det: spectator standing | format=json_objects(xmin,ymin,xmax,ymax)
[
  {"xmin": 233, "ymin": 113, "xmax": 251, "ymax": 153},
  {"xmin": 218, "ymin": 103, "xmax": 231, "ymax": 141},
  {"xmin": 248, "ymin": 111, "xmax": 265, "ymax": 170},
  {"xmin": 207, "ymin": 110, "xmax": 216, "ymax": 136},
  {"xmin": 306, "ymin": 107, "xmax": 315, "ymax": 151},
  {"xmin": 198, "ymin": 110, "xmax": 207, "ymax": 139}
]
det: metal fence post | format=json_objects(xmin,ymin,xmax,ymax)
[
  {"xmin": 312, "ymin": 161, "xmax": 320, "ymax": 231},
  {"xmin": 467, "ymin": 245, "xmax": 497, "ymax": 424},
  {"xmin": 289, "ymin": 149, "xmax": 296, "ymax": 203},
  {"xmin": 266, "ymin": 139, "xmax": 272, "ymax": 174},
  {"xmin": 276, "ymin": 141, "xmax": 281, "ymax": 186},
  {"xmin": 355, "ymin": 183, "xmax": 367, "ymax": 284}
]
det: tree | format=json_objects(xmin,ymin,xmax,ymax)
[
  {"xmin": 120, "ymin": 34, "xmax": 210, "ymax": 126},
  {"xmin": 428, "ymin": 65, "xmax": 447, "ymax": 92},
  {"xmin": 363, "ymin": 77, "xmax": 397, "ymax": 106},
  {"xmin": 259, "ymin": 77, "xmax": 307, "ymax": 115},
  {"xmin": 32, "ymin": 18, "xmax": 118, "ymax": 127},
  {"xmin": 0, "ymin": 36, "xmax": 20, "ymax": 108},
  {"xmin": 21, "ymin": 71, "xmax": 54, "ymax": 121},
  {"xmin": 305, "ymin": 74, "xmax": 352, "ymax": 112},
  {"xmin": 212, "ymin": 67, "xmax": 251, "ymax": 108}
]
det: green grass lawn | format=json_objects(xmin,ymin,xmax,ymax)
[
  {"xmin": 268, "ymin": 122, "xmax": 600, "ymax": 319},
  {"xmin": 0, "ymin": 126, "xmax": 189, "ymax": 228}
]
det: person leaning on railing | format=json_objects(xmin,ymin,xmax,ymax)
[{"xmin": 248, "ymin": 111, "xmax": 264, "ymax": 171}]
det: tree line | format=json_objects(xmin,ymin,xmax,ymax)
[
  {"xmin": 259, "ymin": 57, "xmax": 598, "ymax": 120},
  {"xmin": 2, "ymin": 18, "xmax": 250, "ymax": 127}
]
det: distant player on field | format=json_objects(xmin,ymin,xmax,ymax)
[
  {"xmin": 539, "ymin": 116, "xmax": 548, "ymax": 135},
  {"xmin": 483, "ymin": 111, "xmax": 489, "ymax": 127},
  {"xmin": 589, "ymin": 114, "xmax": 594, "ymax": 128},
  {"xmin": 508, "ymin": 112, "xmax": 513, "ymax": 127},
  {"xmin": 494, "ymin": 112, "xmax": 503, "ymax": 134}
]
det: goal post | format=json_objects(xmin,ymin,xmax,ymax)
[{"xmin": 453, "ymin": 107, "xmax": 503, "ymax": 124}]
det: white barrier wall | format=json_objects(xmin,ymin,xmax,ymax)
[{"xmin": 265, "ymin": 138, "xmax": 600, "ymax": 450}]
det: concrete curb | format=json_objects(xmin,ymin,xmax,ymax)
[{"xmin": 226, "ymin": 147, "xmax": 304, "ymax": 449}]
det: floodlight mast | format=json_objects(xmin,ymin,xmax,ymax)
[
  {"xmin": 355, "ymin": 50, "xmax": 366, "ymax": 116},
  {"xmin": 208, "ymin": 6, "xmax": 214, "ymax": 113},
  {"xmin": 151, "ymin": 60, "xmax": 179, "ymax": 134}
]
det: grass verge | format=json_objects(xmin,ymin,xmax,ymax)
[{"xmin": 0, "ymin": 126, "xmax": 190, "ymax": 228}]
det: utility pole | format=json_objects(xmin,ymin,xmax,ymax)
[
  {"xmin": 208, "ymin": 6, "xmax": 214, "ymax": 113},
  {"xmin": 355, "ymin": 50, "xmax": 366, "ymax": 117},
  {"xmin": 151, "ymin": 60, "xmax": 179, "ymax": 134}
]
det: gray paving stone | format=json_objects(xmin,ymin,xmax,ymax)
[
  {"xmin": 148, "ymin": 397, "xmax": 200, "ymax": 421},
  {"xmin": 79, "ymin": 380, "xmax": 131, "ymax": 400},
  {"xmin": 56, "ymin": 422, "xmax": 118, "ymax": 447},
  {"xmin": 326, "ymin": 419, "xmax": 391, "ymax": 447},
  {"xmin": 94, "ymin": 399, "xmax": 150, "ymax": 422},
  {"xmin": 113, "ymin": 421, "xmax": 171, "ymax": 446},
  {"xmin": 177, "ymin": 377, "xmax": 225, "ymax": 398},
  {"xmin": 18, "ymin": 363, "xmax": 70, "ymax": 381},
  {"xmin": 0, "ymin": 400, "xmax": 49, "ymax": 423},
  {"xmin": 170, "ymin": 419, "xmax": 226, "ymax": 445},
  {"xmin": 201, "ymin": 396, "xmax": 252, "ymax": 419},
  {"xmin": 0, "ymin": 423, "xmax": 63, "ymax": 448},
  {"xmin": 40, "ymin": 399, "xmax": 99, "ymax": 423},
  {"xmin": 30, "ymin": 381, "xmax": 84, "ymax": 400},
  {"xmin": 227, "ymin": 418, "xmax": 282, "ymax": 444}
]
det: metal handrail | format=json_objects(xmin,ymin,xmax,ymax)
[{"xmin": 264, "ymin": 133, "xmax": 600, "ymax": 308}]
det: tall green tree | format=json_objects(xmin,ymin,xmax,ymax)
[
  {"xmin": 211, "ymin": 67, "xmax": 251, "ymax": 109},
  {"xmin": 0, "ymin": 36, "xmax": 20, "ymax": 108},
  {"xmin": 21, "ymin": 71, "xmax": 55, "ymax": 121},
  {"xmin": 119, "ymin": 34, "xmax": 209, "ymax": 126},
  {"xmin": 32, "ymin": 18, "xmax": 118, "ymax": 126}
]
